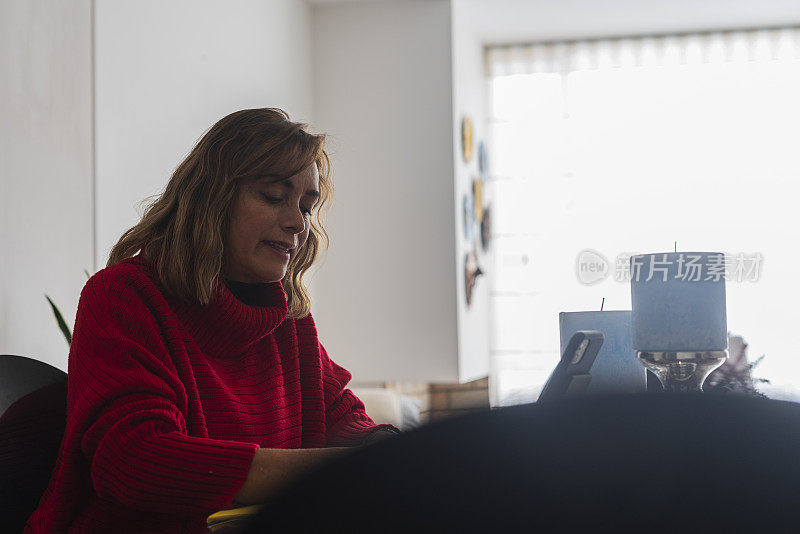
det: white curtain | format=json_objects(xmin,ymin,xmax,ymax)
[{"xmin": 486, "ymin": 27, "xmax": 800, "ymax": 76}]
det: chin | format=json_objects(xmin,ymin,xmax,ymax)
[
  {"xmin": 262, "ymin": 267, "xmax": 288, "ymax": 284},
  {"xmin": 256, "ymin": 272, "xmax": 284, "ymax": 284},
  {"xmin": 237, "ymin": 265, "xmax": 285, "ymax": 284}
]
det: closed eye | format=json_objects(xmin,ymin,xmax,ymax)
[{"xmin": 262, "ymin": 194, "xmax": 313, "ymax": 217}]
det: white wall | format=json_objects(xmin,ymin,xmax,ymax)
[
  {"xmin": 0, "ymin": 0, "xmax": 94, "ymax": 371},
  {"xmin": 1, "ymin": 0, "xmax": 314, "ymax": 372},
  {"xmin": 451, "ymin": 0, "xmax": 492, "ymax": 383},
  {"xmin": 94, "ymin": 0, "xmax": 314, "ymax": 269},
  {"xmin": 310, "ymin": 0, "xmax": 461, "ymax": 382}
]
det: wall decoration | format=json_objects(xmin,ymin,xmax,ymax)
[
  {"xmin": 462, "ymin": 193, "xmax": 475, "ymax": 242},
  {"xmin": 480, "ymin": 206, "xmax": 491, "ymax": 253},
  {"xmin": 478, "ymin": 140, "xmax": 488, "ymax": 175},
  {"xmin": 461, "ymin": 116, "xmax": 474, "ymax": 163},
  {"xmin": 472, "ymin": 178, "xmax": 483, "ymax": 223},
  {"xmin": 464, "ymin": 251, "xmax": 484, "ymax": 308}
]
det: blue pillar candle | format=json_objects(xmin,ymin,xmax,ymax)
[
  {"xmin": 559, "ymin": 310, "xmax": 646, "ymax": 394},
  {"xmin": 630, "ymin": 252, "xmax": 728, "ymax": 352}
]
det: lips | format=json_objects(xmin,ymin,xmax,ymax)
[{"xmin": 263, "ymin": 241, "xmax": 294, "ymax": 253}]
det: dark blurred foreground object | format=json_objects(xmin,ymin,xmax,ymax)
[
  {"xmin": 244, "ymin": 394, "xmax": 800, "ymax": 533},
  {"xmin": 0, "ymin": 355, "xmax": 68, "ymax": 533}
]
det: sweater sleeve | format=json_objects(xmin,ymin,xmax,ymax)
[
  {"xmin": 68, "ymin": 271, "xmax": 258, "ymax": 517},
  {"xmin": 318, "ymin": 343, "xmax": 400, "ymax": 446}
]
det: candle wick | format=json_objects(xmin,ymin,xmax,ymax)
[
  {"xmin": 601, "ymin": 298, "xmax": 605, "ymax": 311},
  {"xmin": 674, "ymin": 241, "xmax": 677, "ymax": 253}
]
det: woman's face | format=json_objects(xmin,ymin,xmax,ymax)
[{"xmin": 223, "ymin": 163, "xmax": 320, "ymax": 283}]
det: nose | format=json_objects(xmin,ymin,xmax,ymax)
[{"xmin": 281, "ymin": 205, "xmax": 307, "ymax": 235}]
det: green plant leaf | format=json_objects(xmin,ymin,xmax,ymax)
[{"xmin": 45, "ymin": 294, "xmax": 72, "ymax": 347}]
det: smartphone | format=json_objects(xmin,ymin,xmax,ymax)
[{"xmin": 537, "ymin": 330, "xmax": 604, "ymax": 403}]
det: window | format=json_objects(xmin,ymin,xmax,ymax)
[{"xmin": 487, "ymin": 28, "xmax": 800, "ymax": 405}]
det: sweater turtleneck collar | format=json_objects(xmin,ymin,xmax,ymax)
[
  {"xmin": 223, "ymin": 278, "xmax": 275, "ymax": 307},
  {"xmin": 125, "ymin": 255, "xmax": 289, "ymax": 359}
]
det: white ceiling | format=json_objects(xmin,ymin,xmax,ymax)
[
  {"xmin": 457, "ymin": 0, "xmax": 800, "ymax": 45},
  {"xmin": 308, "ymin": 0, "xmax": 800, "ymax": 45},
  {"xmin": 306, "ymin": 0, "xmax": 387, "ymax": 4}
]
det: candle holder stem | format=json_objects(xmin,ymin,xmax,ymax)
[{"xmin": 637, "ymin": 351, "xmax": 728, "ymax": 393}]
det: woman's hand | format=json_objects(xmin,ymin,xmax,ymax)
[{"xmin": 233, "ymin": 447, "xmax": 351, "ymax": 506}]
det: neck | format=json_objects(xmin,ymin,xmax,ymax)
[{"xmin": 223, "ymin": 278, "xmax": 273, "ymax": 307}]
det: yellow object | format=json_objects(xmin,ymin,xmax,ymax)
[
  {"xmin": 207, "ymin": 505, "xmax": 264, "ymax": 531},
  {"xmin": 472, "ymin": 179, "xmax": 483, "ymax": 223},
  {"xmin": 461, "ymin": 117, "xmax": 474, "ymax": 162}
]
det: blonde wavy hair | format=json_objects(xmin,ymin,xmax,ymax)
[{"xmin": 107, "ymin": 108, "xmax": 332, "ymax": 319}]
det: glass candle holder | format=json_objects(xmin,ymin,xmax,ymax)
[{"xmin": 637, "ymin": 350, "xmax": 728, "ymax": 393}]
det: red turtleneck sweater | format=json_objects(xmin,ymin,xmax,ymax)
[{"xmin": 26, "ymin": 255, "xmax": 394, "ymax": 533}]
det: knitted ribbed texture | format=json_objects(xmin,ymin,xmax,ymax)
[{"xmin": 26, "ymin": 255, "xmax": 393, "ymax": 533}]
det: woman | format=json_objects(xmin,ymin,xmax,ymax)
[{"xmin": 27, "ymin": 108, "xmax": 397, "ymax": 533}]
